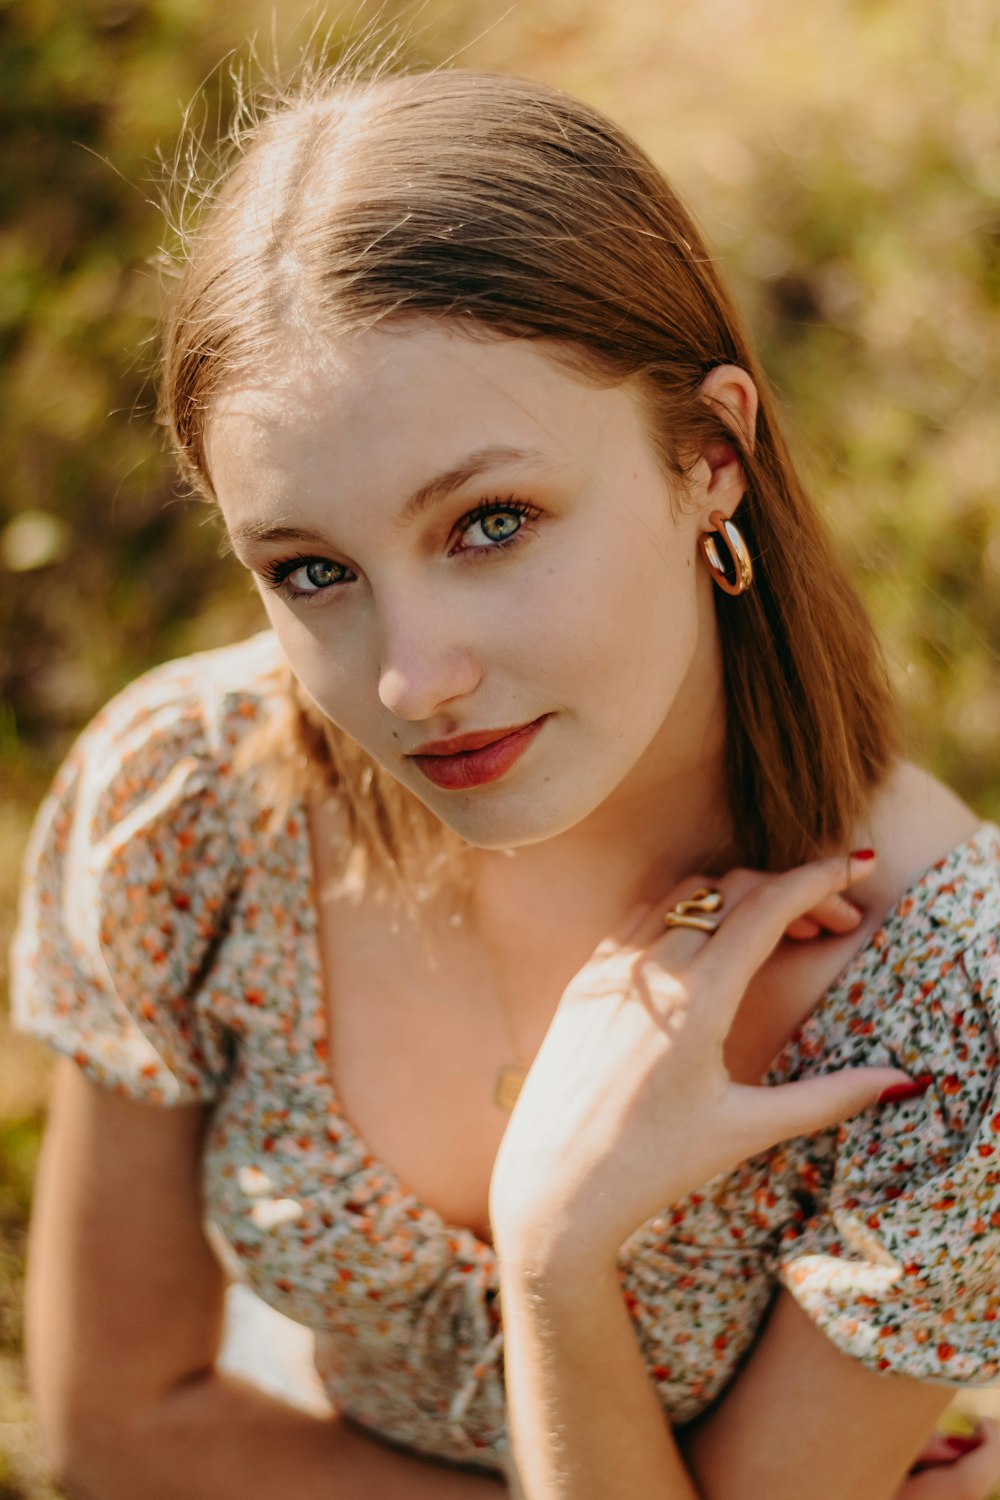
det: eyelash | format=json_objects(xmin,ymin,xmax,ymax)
[{"xmin": 258, "ymin": 497, "xmax": 541, "ymax": 603}]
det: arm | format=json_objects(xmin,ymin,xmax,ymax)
[
  {"xmin": 28, "ymin": 1058, "xmax": 507, "ymax": 1500},
  {"xmin": 497, "ymin": 1250, "xmax": 698, "ymax": 1500},
  {"xmin": 501, "ymin": 1256, "xmax": 989, "ymax": 1500},
  {"xmin": 488, "ymin": 858, "xmax": 965, "ymax": 1500},
  {"xmin": 681, "ymin": 1290, "xmax": 961, "ymax": 1497},
  {"xmin": 497, "ymin": 1239, "xmax": 956, "ymax": 1500}
]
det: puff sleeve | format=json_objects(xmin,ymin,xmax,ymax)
[
  {"xmin": 775, "ymin": 835, "xmax": 1000, "ymax": 1386},
  {"xmin": 9, "ymin": 655, "xmax": 247, "ymax": 1106}
]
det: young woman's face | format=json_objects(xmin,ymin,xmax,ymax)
[{"xmin": 207, "ymin": 322, "xmax": 739, "ymax": 849}]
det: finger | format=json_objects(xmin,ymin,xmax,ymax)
[
  {"xmin": 784, "ymin": 917, "xmax": 821, "ymax": 941},
  {"xmin": 590, "ymin": 899, "xmax": 659, "ymax": 960},
  {"xmin": 634, "ymin": 864, "xmax": 831, "ymax": 974},
  {"xmin": 799, "ymin": 891, "xmax": 864, "ymax": 935},
  {"xmin": 692, "ymin": 854, "xmax": 875, "ymax": 1002},
  {"xmin": 784, "ymin": 892, "xmax": 863, "ymax": 941},
  {"xmin": 958, "ymin": 1420, "xmax": 1000, "ymax": 1489},
  {"xmin": 639, "ymin": 854, "xmax": 874, "ymax": 954},
  {"xmin": 635, "ymin": 855, "xmax": 868, "ymax": 974},
  {"xmin": 911, "ymin": 1430, "xmax": 982, "ymax": 1470},
  {"xmin": 907, "ymin": 1422, "xmax": 1000, "ymax": 1494},
  {"xmin": 629, "ymin": 875, "xmax": 724, "ymax": 947},
  {"xmin": 731, "ymin": 1066, "xmax": 919, "ymax": 1157}
]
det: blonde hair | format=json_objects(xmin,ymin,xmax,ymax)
[{"xmin": 161, "ymin": 67, "xmax": 897, "ymax": 895}]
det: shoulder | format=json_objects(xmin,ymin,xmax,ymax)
[
  {"xmin": 826, "ymin": 758, "xmax": 1000, "ymax": 994},
  {"xmin": 15, "ymin": 628, "xmax": 294, "ymax": 997},
  {"xmin": 9, "ymin": 631, "xmax": 290, "ymax": 1104},
  {"xmin": 813, "ymin": 760, "xmax": 1000, "ymax": 1050},
  {"xmin": 751, "ymin": 764, "xmax": 996, "ymax": 1081},
  {"xmin": 69, "ymin": 628, "xmax": 287, "ymax": 778},
  {"xmin": 772, "ymin": 769, "xmax": 1000, "ymax": 1385},
  {"xmin": 41, "ymin": 630, "xmax": 289, "ymax": 842},
  {"xmin": 849, "ymin": 761, "xmax": 1000, "ymax": 996},
  {"xmin": 855, "ymin": 759, "xmax": 986, "ymax": 926}
]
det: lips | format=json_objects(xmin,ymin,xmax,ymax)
[
  {"xmin": 409, "ymin": 715, "xmax": 548, "ymax": 790},
  {"xmin": 409, "ymin": 721, "xmax": 541, "ymax": 756}
]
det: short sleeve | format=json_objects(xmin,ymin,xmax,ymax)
[
  {"xmin": 9, "ymin": 656, "xmax": 247, "ymax": 1106},
  {"xmin": 777, "ymin": 884, "xmax": 1000, "ymax": 1386}
]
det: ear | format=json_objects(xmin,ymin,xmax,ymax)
[{"xmin": 689, "ymin": 365, "xmax": 759, "ymax": 519}]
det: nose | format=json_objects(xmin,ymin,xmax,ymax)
[{"xmin": 376, "ymin": 595, "xmax": 482, "ymax": 722}]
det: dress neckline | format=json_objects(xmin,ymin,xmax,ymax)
[{"xmin": 291, "ymin": 810, "xmax": 998, "ymax": 1252}]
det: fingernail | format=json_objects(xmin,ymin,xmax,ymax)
[
  {"xmin": 877, "ymin": 1074, "xmax": 933, "ymax": 1105},
  {"xmin": 944, "ymin": 1432, "xmax": 985, "ymax": 1455},
  {"xmin": 850, "ymin": 848, "xmax": 876, "ymax": 860}
]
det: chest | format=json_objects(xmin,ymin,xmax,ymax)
[
  {"xmin": 309, "ymin": 871, "xmax": 879, "ymax": 1249},
  {"xmin": 313, "ymin": 884, "xmax": 536, "ymax": 1243}
]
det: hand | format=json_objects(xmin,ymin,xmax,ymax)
[
  {"xmin": 489, "ymin": 853, "xmax": 914, "ymax": 1268},
  {"xmin": 899, "ymin": 1421, "xmax": 1000, "ymax": 1499}
]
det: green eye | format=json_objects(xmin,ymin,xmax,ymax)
[
  {"xmin": 260, "ymin": 554, "xmax": 350, "ymax": 598},
  {"xmin": 303, "ymin": 560, "xmax": 340, "ymax": 587},
  {"xmin": 480, "ymin": 512, "xmax": 520, "ymax": 542},
  {"xmin": 456, "ymin": 497, "xmax": 540, "ymax": 554}
]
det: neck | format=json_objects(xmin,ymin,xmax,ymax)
[{"xmin": 469, "ymin": 683, "xmax": 734, "ymax": 952}]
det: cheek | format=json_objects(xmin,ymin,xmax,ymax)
[
  {"xmin": 260, "ymin": 603, "xmax": 369, "ymax": 731},
  {"xmin": 526, "ymin": 521, "xmax": 696, "ymax": 680}
]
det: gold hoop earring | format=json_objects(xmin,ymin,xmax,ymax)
[{"xmin": 699, "ymin": 510, "xmax": 753, "ymax": 596}]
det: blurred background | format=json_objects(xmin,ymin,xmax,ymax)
[{"xmin": 2, "ymin": 1, "xmax": 999, "ymax": 1493}]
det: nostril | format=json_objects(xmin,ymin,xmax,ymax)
[{"xmin": 377, "ymin": 651, "xmax": 483, "ymax": 723}]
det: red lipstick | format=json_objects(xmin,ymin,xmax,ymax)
[{"xmin": 409, "ymin": 716, "xmax": 548, "ymax": 789}]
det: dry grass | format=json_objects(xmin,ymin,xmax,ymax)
[{"xmin": 0, "ymin": 781, "xmax": 59, "ymax": 1499}]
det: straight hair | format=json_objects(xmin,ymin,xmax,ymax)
[{"xmin": 161, "ymin": 68, "xmax": 898, "ymax": 898}]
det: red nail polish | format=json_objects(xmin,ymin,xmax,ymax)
[
  {"xmin": 944, "ymin": 1433, "xmax": 984, "ymax": 1455},
  {"xmin": 877, "ymin": 1074, "xmax": 933, "ymax": 1105},
  {"xmin": 850, "ymin": 848, "xmax": 876, "ymax": 860}
]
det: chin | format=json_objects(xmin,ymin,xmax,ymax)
[{"xmin": 409, "ymin": 783, "xmax": 609, "ymax": 851}]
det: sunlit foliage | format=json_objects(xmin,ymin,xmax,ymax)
[{"xmin": 2, "ymin": 3, "xmax": 998, "ymax": 1493}]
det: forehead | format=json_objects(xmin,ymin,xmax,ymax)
[{"xmin": 204, "ymin": 321, "xmax": 647, "ymax": 509}]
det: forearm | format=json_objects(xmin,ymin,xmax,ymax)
[
  {"xmin": 498, "ymin": 1254, "xmax": 700, "ymax": 1500},
  {"xmin": 62, "ymin": 1367, "xmax": 508, "ymax": 1500}
]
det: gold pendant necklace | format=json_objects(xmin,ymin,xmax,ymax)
[
  {"xmin": 465, "ymin": 892, "xmax": 529, "ymax": 1113},
  {"xmin": 494, "ymin": 1061, "xmax": 528, "ymax": 1113},
  {"xmin": 492, "ymin": 975, "xmax": 529, "ymax": 1112}
]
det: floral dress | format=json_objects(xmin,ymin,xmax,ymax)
[{"xmin": 10, "ymin": 631, "xmax": 1000, "ymax": 1473}]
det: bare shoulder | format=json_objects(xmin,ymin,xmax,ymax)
[
  {"xmin": 734, "ymin": 766, "xmax": 989, "ymax": 1083},
  {"xmin": 859, "ymin": 758, "xmax": 985, "ymax": 915}
]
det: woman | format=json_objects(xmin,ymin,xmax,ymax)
[{"xmin": 11, "ymin": 67, "xmax": 1000, "ymax": 1499}]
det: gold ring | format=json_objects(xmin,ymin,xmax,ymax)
[{"xmin": 663, "ymin": 887, "xmax": 724, "ymax": 935}]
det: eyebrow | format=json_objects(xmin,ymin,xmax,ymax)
[{"xmin": 228, "ymin": 444, "xmax": 547, "ymax": 551}]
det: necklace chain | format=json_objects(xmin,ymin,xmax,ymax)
[
  {"xmin": 494, "ymin": 1061, "xmax": 527, "ymax": 1112},
  {"xmin": 490, "ymin": 967, "xmax": 528, "ymax": 1112},
  {"xmin": 455, "ymin": 894, "xmax": 529, "ymax": 1113}
]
